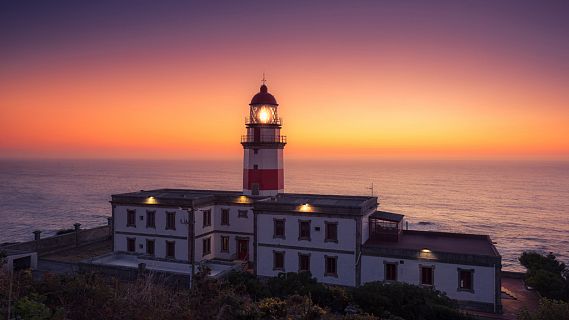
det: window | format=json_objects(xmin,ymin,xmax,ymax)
[
  {"xmin": 458, "ymin": 269, "xmax": 474, "ymax": 291},
  {"xmin": 166, "ymin": 241, "xmax": 175, "ymax": 259},
  {"xmin": 127, "ymin": 238, "xmax": 135, "ymax": 252},
  {"xmin": 274, "ymin": 219, "xmax": 285, "ymax": 238},
  {"xmin": 221, "ymin": 236, "xmax": 229, "ymax": 253},
  {"xmin": 273, "ymin": 251, "xmax": 284, "ymax": 270},
  {"xmin": 146, "ymin": 210, "xmax": 156, "ymax": 228},
  {"xmin": 325, "ymin": 222, "xmax": 338, "ymax": 242},
  {"xmin": 420, "ymin": 266, "xmax": 434, "ymax": 286},
  {"xmin": 325, "ymin": 256, "xmax": 337, "ymax": 277},
  {"xmin": 166, "ymin": 212, "xmax": 176, "ymax": 230},
  {"xmin": 203, "ymin": 210, "xmax": 211, "ymax": 227},
  {"xmin": 238, "ymin": 210, "xmax": 248, "ymax": 218},
  {"xmin": 221, "ymin": 209, "xmax": 230, "ymax": 225},
  {"xmin": 385, "ymin": 262, "xmax": 397, "ymax": 281},
  {"xmin": 202, "ymin": 237, "xmax": 211, "ymax": 256},
  {"xmin": 299, "ymin": 220, "xmax": 311, "ymax": 240},
  {"xmin": 299, "ymin": 253, "xmax": 310, "ymax": 272},
  {"xmin": 253, "ymin": 164, "xmax": 258, "ymax": 170},
  {"xmin": 127, "ymin": 209, "xmax": 136, "ymax": 227},
  {"xmin": 146, "ymin": 239, "xmax": 155, "ymax": 256}
]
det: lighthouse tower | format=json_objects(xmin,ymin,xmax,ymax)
[{"xmin": 241, "ymin": 82, "xmax": 286, "ymax": 196}]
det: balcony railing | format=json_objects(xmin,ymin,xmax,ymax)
[
  {"xmin": 245, "ymin": 117, "xmax": 283, "ymax": 126},
  {"xmin": 241, "ymin": 135, "xmax": 287, "ymax": 144}
]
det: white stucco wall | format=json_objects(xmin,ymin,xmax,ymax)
[
  {"xmin": 361, "ymin": 255, "xmax": 496, "ymax": 305},
  {"xmin": 256, "ymin": 213, "xmax": 358, "ymax": 286}
]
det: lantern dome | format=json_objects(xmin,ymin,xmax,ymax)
[{"xmin": 250, "ymin": 84, "xmax": 278, "ymax": 106}]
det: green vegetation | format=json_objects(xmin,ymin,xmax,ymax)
[
  {"xmin": 0, "ymin": 267, "xmax": 473, "ymax": 320},
  {"xmin": 519, "ymin": 251, "xmax": 569, "ymax": 301},
  {"xmin": 518, "ymin": 298, "xmax": 569, "ymax": 320}
]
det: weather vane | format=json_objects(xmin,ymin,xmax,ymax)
[{"xmin": 262, "ymin": 72, "xmax": 267, "ymax": 85}]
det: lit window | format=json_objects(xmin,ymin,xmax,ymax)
[{"xmin": 458, "ymin": 269, "xmax": 474, "ymax": 291}]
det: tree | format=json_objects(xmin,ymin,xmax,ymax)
[{"xmin": 520, "ymin": 252, "xmax": 568, "ymax": 301}]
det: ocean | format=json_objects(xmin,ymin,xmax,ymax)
[{"xmin": 1, "ymin": 159, "xmax": 567, "ymax": 271}]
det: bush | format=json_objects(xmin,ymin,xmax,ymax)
[
  {"xmin": 518, "ymin": 298, "xmax": 569, "ymax": 320},
  {"xmin": 15, "ymin": 294, "xmax": 53, "ymax": 320},
  {"xmin": 352, "ymin": 281, "xmax": 473, "ymax": 320},
  {"xmin": 520, "ymin": 252, "xmax": 568, "ymax": 301}
]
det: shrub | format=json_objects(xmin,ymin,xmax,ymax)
[
  {"xmin": 15, "ymin": 294, "xmax": 53, "ymax": 320},
  {"xmin": 352, "ymin": 281, "xmax": 472, "ymax": 320},
  {"xmin": 518, "ymin": 298, "xmax": 569, "ymax": 320},
  {"xmin": 520, "ymin": 252, "xmax": 568, "ymax": 301}
]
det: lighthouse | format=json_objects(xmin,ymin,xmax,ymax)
[{"xmin": 241, "ymin": 81, "xmax": 286, "ymax": 196}]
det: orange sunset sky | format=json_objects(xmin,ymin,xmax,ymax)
[{"xmin": 1, "ymin": 1, "xmax": 568, "ymax": 160}]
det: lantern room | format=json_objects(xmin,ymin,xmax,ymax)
[{"xmin": 248, "ymin": 84, "xmax": 281, "ymax": 125}]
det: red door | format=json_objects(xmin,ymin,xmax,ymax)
[{"xmin": 237, "ymin": 239, "xmax": 248, "ymax": 260}]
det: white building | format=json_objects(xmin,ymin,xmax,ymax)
[{"xmin": 103, "ymin": 83, "xmax": 502, "ymax": 313}]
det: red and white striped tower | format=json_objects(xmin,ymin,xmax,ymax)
[{"xmin": 241, "ymin": 81, "xmax": 286, "ymax": 196}]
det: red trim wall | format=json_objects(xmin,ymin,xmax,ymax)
[{"xmin": 243, "ymin": 169, "xmax": 284, "ymax": 190}]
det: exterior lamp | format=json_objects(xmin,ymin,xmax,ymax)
[
  {"xmin": 145, "ymin": 196, "xmax": 157, "ymax": 205},
  {"xmin": 299, "ymin": 203, "xmax": 311, "ymax": 212},
  {"xmin": 421, "ymin": 248, "xmax": 431, "ymax": 253}
]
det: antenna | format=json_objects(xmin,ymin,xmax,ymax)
[{"xmin": 367, "ymin": 182, "xmax": 375, "ymax": 196}]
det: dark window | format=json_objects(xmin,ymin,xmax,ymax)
[
  {"xmin": 385, "ymin": 263, "xmax": 397, "ymax": 281},
  {"xmin": 299, "ymin": 254, "xmax": 310, "ymax": 272},
  {"xmin": 203, "ymin": 210, "xmax": 211, "ymax": 227},
  {"xmin": 221, "ymin": 209, "xmax": 230, "ymax": 225},
  {"xmin": 203, "ymin": 237, "xmax": 211, "ymax": 256},
  {"xmin": 325, "ymin": 222, "xmax": 338, "ymax": 242},
  {"xmin": 274, "ymin": 219, "xmax": 285, "ymax": 238},
  {"xmin": 253, "ymin": 164, "xmax": 258, "ymax": 170},
  {"xmin": 459, "ymin": 269, "xmax": 474, "ymax": 291},
  {"xmin": 127, "ymin": 238, "xmax": 135, "ymax": 252},
  {"xmin": 221, "ymin": 236, "xmax": 229, "ymax": 253},
  {"xmin": 146, "ymin": 210, "xmax": 156, "ymax": 228},
  {"xmin": 325, "ymin": 256, "xmax": 337, "ymax": 277},
  {"xmin": 146, "ymin": 239, "xmax": 155, "ymax": 256},
  {"xmin": 421, "ymin": 266, "xmax": 434, "ymax": 286},
  {"xmin": 166, "ymin": 212, "xmax": 176, "ymax": 230},
  {"xmin": 238, "ymin": 210, "xmax": 248, "ymax": 218},
  {"xmin": 299, "ymin": 220, "xmax": 311, "ymax": 240},
  {"xmin": 166, "ymin": 241, "xmax": 175, "ymax": 259},
  {"xmin": 127, "ymin": 209, "xmax": 136, "ymax": 227},
  {"xmin": 273, "ymin": 251, "xmax": 284, "ymax": 270}
]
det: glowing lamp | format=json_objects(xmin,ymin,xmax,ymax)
[
  {"xmin": 299, "ymin": 203, "xmax": 311, "ymax": 212},
  {"xmin": 421, "ymin": 248, "xmax": 431, "ymax": 253},
  {"xmin": 145, "ymin": 196, "xmax": 157, "ymax": 205}
]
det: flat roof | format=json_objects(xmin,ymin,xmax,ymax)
[
  {"xmin": 371, "ymin": 211, "xmax": 405, "ymax": 222},
  {"xmin": 364, "ymin": 230, "xmax": 499, "ymax": 257},
  {"xmin": 111, "ymin": 189, "xmax": 378, "ymax": 215}
]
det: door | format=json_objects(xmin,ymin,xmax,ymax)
[
  {"xmin": 254, "ymin": 127, "xmax": 261, "ymax": 142},
  {"xmin": 237, "ymin": 239, "xmax": 249, "ymax": 260}
]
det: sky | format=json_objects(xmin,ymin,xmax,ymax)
[{"xmin": 1, "ymin": 0, "xmax": 569, "ymax": 160}]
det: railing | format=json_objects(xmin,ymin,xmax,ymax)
[
  {"xmin": 245, "ymin": 117, "xmax": 283, "ymax": 126},
  {"xmin": 241, "ymin": 135, "xmax": 287, "ymax": 144}
]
